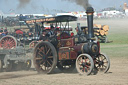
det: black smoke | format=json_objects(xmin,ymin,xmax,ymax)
[
  {"xmin": 18, "ymin": 0, "xmax": 31, "ymax": 9},
  {"xmin": 62, "ymin": 0, "xmax": 91, "ymax": 10}
]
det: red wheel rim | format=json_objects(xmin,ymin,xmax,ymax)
[
  {"xmin": 0, "ymin": 36, "xmax": 17, "ymax": 49},
  {"xmin": 76, "ymin": 54, "xmax": 94, "ymax": 75}
]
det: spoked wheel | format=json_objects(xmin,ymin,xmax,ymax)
[
  {"xmin": 57, "ymin": 60, "xmax": 75, "ymax": 72},
  {"xmin": 23, "ymin": 60, "xmax": 32, "ymax": 70},
  {"xmin": 29, "ymin": 41, "xmax": 38, "ymax": 48},
  {"xmin": 76, "ymin": 54, "xmax": 94, "ymax": 75},
  {"xmin": 33, "ymin": 41, "xmax": 57, "ymax": 74},
  {"xmin": 95, "ymin": 53, "xmax": 110, "ymax": 73},
  {"xmin": 0, "ymin": 60, "xmax": 3, "ymax": 72},
  {"xmin": 0, "ymin": 35, "xmax": 17, "ymax": 49}
]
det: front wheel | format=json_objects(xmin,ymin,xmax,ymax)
[
  {"xmin": 33, "ymin": 41, "xmax": 57, "ymax": 74},
  {"xmin": 76, "ymin": 54, "xmax": 94, "ymax": 75},
  {"xmin": 95, "ymin": 53, "xmax": 110, "ymax": 73}
]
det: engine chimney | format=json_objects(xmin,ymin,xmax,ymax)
[{"xmin": 86, "ymin": 7, "xmax": 94, "ymax": 42}]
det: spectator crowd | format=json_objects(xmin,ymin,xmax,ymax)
[{"xmin": 0, "ymin": 27, "xmax": 8, "ymax": 37}]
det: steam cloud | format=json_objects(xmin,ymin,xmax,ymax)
[{"xmin": 62, "ymin": 0, "xmax": 91, "ymax": 10}]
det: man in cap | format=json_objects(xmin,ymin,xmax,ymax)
[{"xmin": 39, "ymin": 30, "xmax": 48, "ymax": 41}]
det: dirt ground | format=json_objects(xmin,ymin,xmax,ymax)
[
  {"xmin": 0, "ymin": 58, "xmax": 128, "ymax": 85},
  {"xmin": 0, "ymin": 19, "xmax": 128, "ymax": 85}
]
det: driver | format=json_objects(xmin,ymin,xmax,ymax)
[{"xmin": 39, "ymin": 30, "xmax": 48, "ymax": 41}]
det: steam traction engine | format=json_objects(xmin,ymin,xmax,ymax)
[
  {"xmin": 33, "ymin": 7, "xmax": 110, "ymax": 75},
  {"xmin": 0, "ymin": 35, "xmax": 32, "ymax": 72}
]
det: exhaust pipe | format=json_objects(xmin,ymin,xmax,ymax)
[{"xmin": 86, "ymin": 7, "xmax": 94, "ymax": 42}]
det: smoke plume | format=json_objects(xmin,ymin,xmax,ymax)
[
  {"xmin": 62, "ymin": 0, "xmax": 91, "ymax": 10},
  {"xmin": 18, "ymin": 0, "xmax": 31, "ymax": 8}
]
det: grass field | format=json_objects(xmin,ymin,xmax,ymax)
[{"xmin": 94, "ymin": 19, "xmax": 128, "ymax": 58}]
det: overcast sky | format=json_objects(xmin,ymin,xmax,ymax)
[{"xmin": 0, "ymin": 0, "xmax": 128, "ymax": 14}]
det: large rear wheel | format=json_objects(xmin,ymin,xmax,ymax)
[
  {"xmin": 33, "ymin": 41, "xmax": 57, "ymax": 74},
  {"xmin": 76, "ymin": 54, "xmax": 94, "ymax": 75}
]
